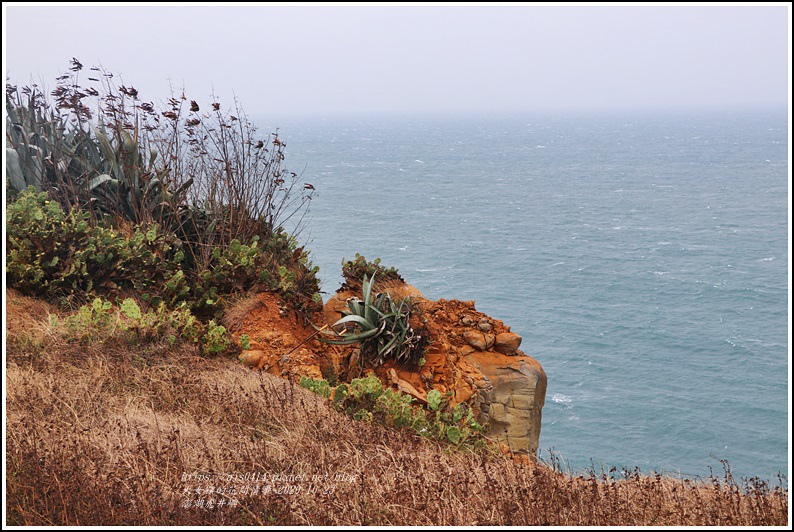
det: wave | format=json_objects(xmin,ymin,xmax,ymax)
[{"xmin": 552, "ymin": 393, "xmax": 573, "ymax": 405}]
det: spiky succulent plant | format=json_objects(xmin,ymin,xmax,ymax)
[{"xmin": 318, "ymin": 274, "xmax": 425, "ymax": 367}]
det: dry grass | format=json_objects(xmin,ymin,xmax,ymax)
[{"xmin": 5, "ymin": 290, "xmax": 789, "ymax": 526}]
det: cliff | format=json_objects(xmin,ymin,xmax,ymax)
[{"xmin": 235, "ymin": 278, "xmax": 546, "ymax": 456}]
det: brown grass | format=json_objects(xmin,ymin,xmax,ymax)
[{"xmin": 5, "ymin": 290, "xmax": 789, "ymax": 526}]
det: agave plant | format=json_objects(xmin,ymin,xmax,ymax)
[
  {"xmin": 318, "ymin": 274, "xmax": 424, "ymax": 367},
  {"xmin": 6, "ymin": 75, "xmax": 192, "ymax": 227},
  {"xmin": 6, "ymin": 89, "xmax": 77, "ymax": 197}
]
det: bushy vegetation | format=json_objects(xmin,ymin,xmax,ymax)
[
  {"xmin": 56, "ymin": 295, "xmax": 228, "ymax": 355},
  {"xmin": 6, "ymin": 59, "xmax": 322, "ymax": 321},
  {"xmin": 300, "ymin": 374, "xmax": 487, "ymax": 448},
  {"xmin": 7, "ymin": 188, "xmax": 187, "ymax": 305},
  {"xmin": 339, "ymin": 253, "xmax": 403, "ymax": 293}
]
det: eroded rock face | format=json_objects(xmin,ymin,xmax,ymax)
[{"xmin": 464, "ymin": 350, "xmax": 547, "ymax": 456}]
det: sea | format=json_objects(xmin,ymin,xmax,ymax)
[{"xmin": 257, "ymin": 108, "xmax": 789, "ymax": 483}]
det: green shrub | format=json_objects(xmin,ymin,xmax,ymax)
[
  {"xmin": 6, "ymin": 61, "xmax": 323, "ymax": 319},
  {"xmin": 65, "ymin": 297, "xmax": 116, "ymax": 344},
  {"xmin": 299, "ymin": 375, "xmax": 488, "ymax": 448},
  {"xmin": 6, "ymin": 188, "xmax": 321, "ymax": 320},
  {"xmin": 240, "ymin": 334, "xmax": 251, "ymax": 350},
  {"xmin": 340, "ymin": 254, "xmax": 403, "ymax": 293},
  {"xmin": 348, "ymin": 374, "xmax": 384, "ymax": 404},
  {"xmin": 332, "ymin": 383, "xmax": 349, "ymax": 404},
  {"xmin": 6, "ymin": 59, "xmax": 316, "ymax": 250},
  {"xmin": 427, "ymin": 389, "xmax": 443, "ymax": 411},
  {"xmin": 59, "ymin": 295, "xmax": 228, "ymax": 354},
  {"xmin": 130, "ymin": 302, "xmax": 204, "ymax": 346},
  {"xmin": 375, "ymin": 389, "xmax": 416, "ymax": 428},
  {"xmin": 7, "ymin": 188, "xmax": 186, "ymax": 305},
  {"xmin": 299, "ymin": 376, "xmax": 331, "ymax": 399},
  {"xmin": 120, "ymin": 298, "xmax": 142, "ymax": 320},
  {"xmin": 202, "ymin": 320, "xmax": 230, "ymax": 355}
]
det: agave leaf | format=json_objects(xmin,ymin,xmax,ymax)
[
  {"xmin": 333, "ymin": 314, "xmax": 375, "ymax": 330},
  {"xmin": 344, "ymin": 328, "xmax": 383, "ymax": 342},
  {"xmin": 24, "ymin": 153, "xmax": 45, "ymax": 190},
  {"xmin": 92, "ymin": 126, "xmax": 120, "ymax": 177},
  {"xmin": 120, "ymin": 129, "xmax": 137, "ymax": 156},
  {"xmin": 362, "ymin": 273, "xmax": 375, "ymax": 307},
  {"xmin": 89, "ymin": 173, "xmax": 112, "ymax": 190},
  {"xmin": 364, "ymin": 282, "xmax": 384, "ymax": 324},
  {"xmin": 368, "ymin": 304, "xmax": 391, "ymax": 319},
  {"xmin": 319, "ymin": 327, "xmax": 382, "ymax": 345},
  {"xmin": 347, "ymin": 298, "xmax": 363, "ymax": 316},
  {"xmin": 5, "ymin": 147, "xmax": 29, "ymax": 192},
  {"xmin": 316, "ymin": 337, "xmax": 363, "ymax": 346},
  {"xmin": 379, "ymin": 333, "xmax": 401, "ymax": 358}
]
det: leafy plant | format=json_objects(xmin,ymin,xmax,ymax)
[
  {"xmin": 317, "ymin": 274, "xmax": 426, "ymax": 368},
  {"xmin": 6, "ymin": 60, "xmax": 323, "ymax": 318},
  {"xmin": 202, "ymin": 320, "xmax": 230, "ymax": 355},
  {"xmin": 65, "ymin": 297, "xmax": 116, "ymax": 344},
  {"xmin": 130, "ymin": 301, "xmax": 204, "ymax": 346},
  {"xmin": 120, "ymin": 298, "xmax": 142, "ymax": 320},
  {"xmin": 332, "ymin": 383, "xmax": 349, "ymax": 404},
  {"xmin": 6, "ymin": 188, "xmax": 187, "ymax": 305},
  {"xmin": 299, "ymin": 375, "xmax": 488, "ymax": 448},
  {"xmin": 7, "ymin": 187, "xmax": 321, "ymax": 322},
  {"xmin": 427, "ymin": 389, "xmax": 443, "ymax": 411},
  {"xmin": 299, "ymin": 376, "xmax": 331, "ymax": 399},
  {"xmin": 239, "ymin": 334, "xmax": 251, "ymax": 350},
  {"xmin": 340, "ymin": 254, "xmax": 403, "ymax": 293},
  {"xmin": 5, "ymin": 64, "xmax": 187, "ymax": 227},
  {"xmin": 347, "ymin": 374, "xmax": 384, "ymax": 403}
]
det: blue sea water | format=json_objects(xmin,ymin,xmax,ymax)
[{"xmin": 259, "ymin": 109, "xmax": 789, "ymax": 482}]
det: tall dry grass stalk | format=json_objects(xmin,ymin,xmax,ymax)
[{"xmin": 5, "ymin": 290, "xmax": 788, "ymax": 526}]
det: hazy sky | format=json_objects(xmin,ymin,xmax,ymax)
[{"xmin": 3, "ymin": 3, "xmax": 790, "ymax": 117}]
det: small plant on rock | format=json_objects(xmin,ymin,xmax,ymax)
[
  {"xmin": 317, "ymin": 274, "xmax": 426, "ymax": 368},
  {"xmin": 340, "ymin": 254, "xmax": 403, "ymax": 293}
]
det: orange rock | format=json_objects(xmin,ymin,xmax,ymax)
[
  {"xmin": 494, "ymin": 332, "xmax": 522, "ymax": 355},
  {"xmin": 463, "ymin": 330, "xmax": 495, "ymax": 351},
  {"xmin": 238, "ymin": 349, "xmax": 266, "ymax": 367}
]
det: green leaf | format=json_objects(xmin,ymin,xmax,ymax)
[
  {"xmin": 5, "ymin": 147, "xmax": 29, "ymax": 192},
  {"xmin": 319, "ymin": 328, "xmax": 381, "ymax": 344},
  {"xmin": 427, "ymin": 390, "xmax": 442, "ymax": 411},
  {"xmin": 120, "ymin": 298, "xmax": 142, "ymax": 320},
  {"xmin": 333, "ymin": 384, "xmax": 349, "ymax": 403},
  {"xmin": 446, "ymin": 426, "xmax": 461, "ymax": 444},
  {"xmin": 89, "ymin": 173, "xmax": 112, "ymax": 190},
  {"xmin": 333, "ymin": 314, "xmax": 375, "ymax": 330}
]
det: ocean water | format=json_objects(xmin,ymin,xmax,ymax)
[{"xmin": 260, "ymin": 109, "xmax": 789, "ymax": 482}]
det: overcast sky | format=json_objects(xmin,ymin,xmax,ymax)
[{"xmin": 3, "ymin": 3, "xmax": 790, "ymax": 117}]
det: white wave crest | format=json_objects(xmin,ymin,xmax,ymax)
[{"xmin": 552, "ymin": 393, "xmax": 572, "ymax": 404}]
